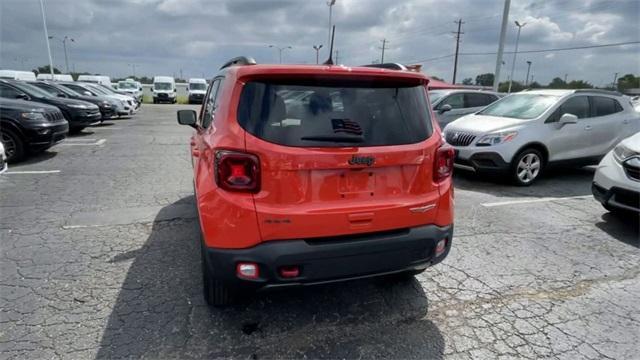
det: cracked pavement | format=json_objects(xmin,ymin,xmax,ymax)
[{"xmin": 1, "ymin": 105, "xmax": 638, "ymax": 359}]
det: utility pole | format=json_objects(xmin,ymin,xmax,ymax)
[
  {"xmin": 39, "ymin": 0, "xmax": 55, "ymax": 77},
  {"xmin": 327, "ymin": 0, "xmax": 336, "ymax": 52},
  {"xmin": 612, "ymin": 72, "xmax": 618, "ymax": 90},
  {"xmin": 493, "ymin": 0, "xmax": 510, "ymax": 91},
  {"xmin": 313, "ymin": 44, "xmax": 323, "ymax": 64},
  {"xmin": 379, "ymin": 38, "xmax": 389, "ymax": 63},
  {"xmin": 334, "ymin": 49, "xmax": 340, "ymax": 64},
  {"xmin": 180, "ymin": 68, "xmax": 183, "ymax": 80},
  {"xmin": 564, "ymin": 73, "xmax": 568, "ymax": 83},
  {"xmin": 452, "ymin": 19, "xmax": 464, "ymax": 84},
  {"xmin": 525, "ymin": 61, "xmax": 532, "ymax": 86},
  {"xmin": 507, "ymin": 20, "xmax": 526, "ymax": 93}
]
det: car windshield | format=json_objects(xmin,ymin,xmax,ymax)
[
  {"xmin": 85, "ymin": 84, "xmax": 110, "ymax": 95},
  {"xmin": 237, "ymin": 79, "xmax": 433, "ymax": 147},
  {"xmin": 477, "ymin": 94, "xmax": 561, "ymax": 119},
  {"xmin": 118, "ymin": 82, "xmax": 137, "ymax": 89},
  {"xmin": 428, "ymin": 90, "xmax": 448, "ymax": 104},
  {"xmin": 11, "ymin": 81, "xmax": 54, "ymax": 98},
  {"xmin": 189, "ymin": 83, "xmax": 206, "ymax": 90},
  {"xmin": 154, "ymin": 82, "xmax": 172, "ymax": 90}
]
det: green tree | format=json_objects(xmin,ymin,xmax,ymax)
[
  {"xmin": 528, "ymin": 81, "xmax": 542, "ymax": 89},
  {"xmin": 548, "ymin": 77, "xmax": 567, "ymax": 89},
  {"xmin": 475, "ymin": 73, "xmax": 494, "ymax": 86},
  {"xmin": 462, "ymin": 78, "xmax": 473, "ymax": 85},
  {"xmin": 617, "ymin": 74, "xmax": 640, "ymax": 91},
  {"xmin": 33, "ymin": 65, "xmax": 61, "ymax": 75},
  {"xmin": 498, "ymin": 81, "xmax": 525, "ymax": 92},
  {"xmin": 566, "ymin": 80, "xmax": 593, "ymax": 89},
  {"xmin": 431, "ymin": 75, "xmax": 444, "ymax": 81}
]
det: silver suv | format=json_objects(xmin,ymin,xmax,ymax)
[
  {"xmin": 444, "ymin": 89, "xmax": 640, "ymax": 185},
  {"xmin": 430, "ymin": 89, "xmax": 501, "ymax": 127}
]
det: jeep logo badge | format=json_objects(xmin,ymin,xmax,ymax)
[{"xmin": 348, "ymin": 155, "xmax": 375, "ymax": 166}]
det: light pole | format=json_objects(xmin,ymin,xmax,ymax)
[
  {"xmin": 39, "ymin": 0, "xmax": 55, "ymax": 77},
  {"xmin": 507, "ymin": 20, "xmax": 526, "ymax": 93},
  {"xmin": 49, "ymin": 35, "xmax": 74, "ymax": 74},
  {"xmin": 327, "ymin": 0, "xmax": 336, "ymax": 52},
  {"xmin": 312, "ymin": 44, "xmax": 323, "ymax": 64},
  {"xmin": 525, "ymin": 60, "xmax": 532, "ymax": 86},
  {"xmin": 492, "ymin": 0, "xmax": 510, "ymax": 91},
  {"xmin": 269, "ymin": 45, "xmax": 292, "ymax": 64}
]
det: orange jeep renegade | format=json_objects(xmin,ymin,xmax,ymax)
[{"xmin": 177, "ymin": 57, "xmax": 454, "ymax": 306}]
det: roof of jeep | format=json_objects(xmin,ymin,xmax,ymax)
[{"xmin": 222, "ymin": 64, "xmax": 430, "ymax": 82}]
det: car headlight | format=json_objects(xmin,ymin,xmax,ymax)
[
  {"xmin": 68, "ymin": 104, "xmax": 89, "ymax": 109},
  {"xmin": 613, "ymin": 143, "xmax": 637, "ymax": 163},
  {"xmin": 476, "ymin": 131, "xmax": 518, "ymax": 146},
  {"xmin": 20, "ymin": 112, "xmax": 46, "ymax": 121}
]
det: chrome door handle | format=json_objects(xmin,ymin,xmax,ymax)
[{"xmin": 585, "ymin": 125, "xmax": 592, "ymax": 130}]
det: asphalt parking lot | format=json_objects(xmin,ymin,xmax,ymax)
[{"xmin": 1, "ymin": 104, "xmax": 638, "ymax": 359}]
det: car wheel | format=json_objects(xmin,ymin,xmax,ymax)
[
  {"xmin": 511, "ymin": 148, "xmax": 544, "ymax": 186},
  {"xmin": 200, "ymin": 235, "xmax": 235, "ymax": 307},
  {"xmin": 1, "ymin": 129, "xmax": 25, "ymax": 163}
]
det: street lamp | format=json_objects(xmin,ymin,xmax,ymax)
[
  {"xmin": 312, "ymin": 44, "xmax": 323, "ymax": 64},
  {"xmin": 327, "ymin": 0, "xmax": 336, "ymax": 51},
  {"xmin": 507, "ymin": 20, "xmax": 526, "ymax": 93},
  {"xmin": 39, "ymin": 0, "xmax": 54, "ymax": 78},
  {"xmin": 49, "ymin": 35, "xmax": 75, "ymax": 74},
  {"xmin": 525, "ymin": 60, "xmax": 532, "ymax": 86},
  {"xmin": 269, "ymin": 45, "xmax": 292, "ymax": 64}
]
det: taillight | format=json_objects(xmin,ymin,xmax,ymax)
[
  {"xmin": 214, "ymin": 150, "xmax": 261, "ymax": 192},
  {"xmin": 434, "ymin": 143, "xmax": 455, "ymax": 182}
]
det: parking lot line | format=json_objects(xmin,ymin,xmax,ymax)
[
  {"xmin": 4, "ymin": 170, "xmax": 61, "ymax": 175},
  {"xmin": 481, "ymin": 195, "xmax": 593, "ymax": 207},
  {"xmin": 59, "ymin": 139, "xmax": 107, "ymax": 146}
]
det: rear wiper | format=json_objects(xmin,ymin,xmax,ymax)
[{"xmin": 300, "ymin": 135, "xmax": 364, "ymax": 143}]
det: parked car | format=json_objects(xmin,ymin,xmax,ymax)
[
  {"xmin": 36, "ymin": 73, "xmax": 74, "ymax": 82},
  {"xmin": 592, "ymin": 131, "xmax": 640, "ymax": 215},
  {"xmin": 28, "ymin": 81, "xmax": 116, "ymax": 121},
  {"xmin": 94, "ymin": 83, "xmax": 140, "ymax": 110},
  {"xmin": 187, "ymin": 78, "xmax": 207, "ymax": 104},
  {"xmin": 0, "ymin": 79, "xmax": 100, "ymax": 133},
  {"xmin": 444, "ymin": 89, "xmax": 640, "ymax": 185},
  {"xmin": 59, "ymin": 82, "xmax": 132, "ymax": 116},
  {"xmin": 430, "ymin": 89, "xmax": 501, "ymax": 128},
  {"xmin": 0, "ymin": 141, "xmax": 7, "ymax": 173},
  {"xmin": 0, "ymin": 70, "xmax": 37, "ymax": 81},
  {"xmin": 0, "ymin": 97, "xmax": 68, "ymax": 162},
  {"xmin": 176, "ymin": 57, "xmax": 455, "ymax": 306},
  {"xmin": 77, "ymin": 75, "xmax": 112, "ymax": 88},
  {"xmin": 152, "ymin": 76, "xmax": 176, "ymax": 103},
  {"xmin": 116, "ymin": 80, "xmax": 143, "ymax": 103}
]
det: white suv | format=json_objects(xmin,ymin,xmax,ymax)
[
  {"xmin": 592, "ymin": 132, "xmax": 640, "ymax": 214},
  {"xmin": 444, "ymin": 89, "xmax": 639, "ymax": 185}
]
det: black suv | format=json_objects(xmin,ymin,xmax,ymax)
[
  {"xmin": 0, "ymin": 98, "xmax": 68, "ymax": 162},
  {"xmin": 0, "ymin": 79, "xmax": 101, "ymax": 133},
  {"xmin": 28, "ymin": 81, "xmax": 116, "ymax": 121}
]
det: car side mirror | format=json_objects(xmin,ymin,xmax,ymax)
[
  {"xmin": 177, "ymin": 109, "xmax": 197, "ymax": 127},
  {"xmin": 559, "ymin": 113, "xmax": 578, "ymax": 126},
  {"xmin": 174, "ymin": 88, "xmax": 177, "ymax": 92},
  {"xmin": 16, "ymin": 93, "xmax": 29, "ymax": 100},
  {"xmin": 438, "ymin": 104, "xmax": 452, "ymax": 114}
]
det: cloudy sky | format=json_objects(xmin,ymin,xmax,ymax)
[{"xmin": 1, "ymin": 0, "xmax": 638, "ymax": 86}]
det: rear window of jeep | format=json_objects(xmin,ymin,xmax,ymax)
[{"xmin": 237, "ymin": 79, "xmax": 433, "ymax": 147}]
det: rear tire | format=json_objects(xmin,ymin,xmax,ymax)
[
  {"xmin": 1, "ymin": 129, "xmax": 25, "ymax": 163},
  {"xmin": 510, "ymin": 148, "xmax": 544, "ymax": 186},
  {"xmin": 201, "ymin": 235, "xmax": 235, "ymax": 307}
]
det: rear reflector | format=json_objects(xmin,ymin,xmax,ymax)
[
  {"xmin": 236, "ymin": 262, "xmax": 259, "ymax": 279},
  {"xmin": 435, "ymin": 238, "xmax": 447, "ymax": 257},
  {"xmin": 434, "ymin": 143, "xmax": 455, "ymax": 182},
  {"xmin": 279, "ymin": 266, "xmax": 300, "ymax": 278}
]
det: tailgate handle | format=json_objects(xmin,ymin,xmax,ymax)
[{"xmin": 348, "ymin": 212, "xmax": 374, "ymax": 224}]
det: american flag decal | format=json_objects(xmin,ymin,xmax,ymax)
[{"xmin": 331, "ymin": 118, "xmax": 363, "ymax": 135}]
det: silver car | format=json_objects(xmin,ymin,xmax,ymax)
[
  {"xmin": 444, "ymin": 89, "xmax": 640, "ymax": 185},
  {"xmin": 430, "ymin": 89, "xmax": 501, "ymax": 128}
]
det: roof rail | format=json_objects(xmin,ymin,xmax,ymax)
[
  {"xmin": 219, "ymin": 56, "xmax": 257, "ymax": 70},
  {"xmin": 362, "ymin": 63, "xmax": 408, "ymax": 71},
  {"xmin": 574, "ymin": 89, "xmax": 623, "ymax": 97}
]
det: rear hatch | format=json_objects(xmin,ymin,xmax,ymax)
[{"xmin": 238, "ymin": 75, "xmax": 441, "ymax": 241}]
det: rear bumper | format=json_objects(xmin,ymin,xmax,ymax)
[{"xmin": 204, "ymin": 224, "xmax": 453, "ymax": 290}]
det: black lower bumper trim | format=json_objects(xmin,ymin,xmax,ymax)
[
  {"xmin": 592, "ymin": 182, "xmax": 640, "ymax": 213},
  {"xmin": 204, "ymin": 224, "xmax": 453, "ymax": 290}
]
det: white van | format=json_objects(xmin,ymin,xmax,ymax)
[
  {"xmin": 152, "ymin": 76, "xmax": 176, "ymax": 104},
  {"xmin": 187, "ymin": 78, "xmax": 207, "ymax": 104},
  {"xmin": 36, "ymin": 73, "xmax": 74, "ymax": 81},
  {"xmin": 0, "ymin": 70, "xmax": 37, "ymax": 81},
  {"xmin": 77, "ymin": 75, "xmax": 112, "ymax": 88}
]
